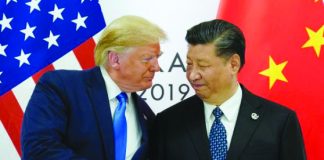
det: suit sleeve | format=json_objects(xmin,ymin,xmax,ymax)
[
  {"xmin": 280, "ymin": 111, "xmax": 306, "ymax": 160},
  {"xmin": 21, "ymin": 72, "xmax": 86, "ymax": 160}
]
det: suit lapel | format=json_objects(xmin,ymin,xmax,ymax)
[
  {"xmin": 86, "ymin": 67, "xmax": 115, "ymax": 159},
  {"xmin": 131, "ymin": 93, "xmax": 155, "ymax": 160},
  {"xmin": 184, "ymin": 96, "xmax": 212, "ymax": 160},
  {"xmin": 132, "ymin": 93, "xmax": 151, "ymax": 143},
  {"xmin": 226, "ymin": 86, "xmax": 264, "ymax": 160}
]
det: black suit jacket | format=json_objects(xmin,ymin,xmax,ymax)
[
  {"xmin": 153, "ymin": 86, "xmax": 306, "ymax": 160},
  {"xmin": 21, "ymin": 67, "xmax": 155, "ymax": 160}
]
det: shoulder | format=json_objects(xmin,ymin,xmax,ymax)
[
  {"xmin": 35, "ymin": 67, "xmax": 102, "ymax": 96},
  {"xmin": 40, "ymin": 67, "xmax": 100, "ymax": 82},
  {"xmin": 242, "ymin": 85, "xmax": 296, "ymax": 119},
  {"xmin": 38, "ymin": 67, "xmax": 101, "ymax": 88},
  {"xmin": 157, "ymin": 95, "xmax": 202, "ymax": 118},
  {"xmin": 251, "ymin": 92, "xmax": 293, "ymax": 113}
]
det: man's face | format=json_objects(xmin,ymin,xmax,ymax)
[
  {"xmin": 117, "ymin": 43, "xmax": 161, "ymax": 92},
  {"xmin": 186, "ymin": 43, "xmax": 238, "ymax": 103}
]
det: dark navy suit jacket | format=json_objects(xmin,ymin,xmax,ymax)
[
  {"xmin": 153, "ymin": 85, "xmax": 306, "ymax": 160},
  {"xmin": 21, "ymin": 67, "xmax": 155, "ymax": 160}
]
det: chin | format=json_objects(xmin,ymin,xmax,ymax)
[
  {"xmin": 195, "ymin": 91, "xmax": 206, "ymax": 99},
  {"xmin": 141, "ymin": 83, "xmax": 153, "ymax": 90},
  {"xmin": 146, "ymin": 81, "xmax": 153, "ymax": 86}
]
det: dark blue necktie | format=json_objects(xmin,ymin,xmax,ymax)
[
  {"xmin": 209, "ymin": 107, "xmax": 227, "ymax": 160},
  {"xmin": 113, "ymin": 92, "xmax": 128, "ymax": 160}
]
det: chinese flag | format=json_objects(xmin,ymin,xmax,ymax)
[{"xmin": 217, "ymin": 0, "xmax": 324, "ymax": 159}]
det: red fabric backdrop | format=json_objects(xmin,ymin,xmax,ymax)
[{"xmin": 217, "ymin": 0, "xmax": 324, "ymax": 159}]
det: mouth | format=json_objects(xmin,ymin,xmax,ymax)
[
  {"xmin": 191, "ymin": 83, "xmax": 204, "ymax": 90},
  {"xmin": 144, "ymin": 77, "xmax": 154, "ymax": 81}
]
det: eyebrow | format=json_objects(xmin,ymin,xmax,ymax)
[
  {"xmin": 186, "ymin": 55, "xmax": 208, "ymax": 62},
  {"xmin": 141, "ymin": 51, "xmax": 163, "ymax": 59}
]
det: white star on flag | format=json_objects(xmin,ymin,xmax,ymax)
[
  {"xmin": 6, "ymin": 0, "xmax": 17, "ymax": 5},
  {"xmin": 72, "ymin": 12, "xmax": 88, "ymax": 31},
  {"xmin": 0, "ymin": 0, "xmax": 106, "ymax": 157},
  {"xmin": 0, "ymin": 14, "xmax": 13, "ymax": 31},
  {"xmin": 26, "ymin": 0, "xmax": 41, "ymax": 13},
  {"xmin": 0, "ymin": 43, "xmax": 8, "ymax": 57},
  {"xmin": 0, "ymin": 71, "xmax": 2, "ymax": 84},
  {"xmin": 48, "ymin": 4, "xmax": 65, "ymax": 22},
  {"xmin": 81, "ymin": 0, "xmax": 92, "ymax": 3},
  {"xmin": 43, "ymin": 31, "xmax": 60, "ymax": 49},
  {"xmin": 20, "ymin": 23, "xmax": 36, "ymax": 40},
  {"xmin": 15, "ymin": 49, "xmax": 31, "ymax": 67}
]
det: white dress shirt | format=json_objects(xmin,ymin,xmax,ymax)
[
  {"xmin": 204, "ymin": 85, "xmax": 242, "ymax": 148},
  {"xmin": 100, "ymin": 66, "xmax": 142, "ymax": 160}
]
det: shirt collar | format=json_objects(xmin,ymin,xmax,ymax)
[
  {"xmin": 204, "ymin": 84, "xmax": 242, "ymax": 122},
  {"xmin": 100, "ymin": 66, "xmax": 130, "ymax": 101}
]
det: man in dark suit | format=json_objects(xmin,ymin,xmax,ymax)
[
  {"xmin": 21, "ymin": 15, "xmax": 166, "ymax": 160},
  {"xmin": 153, "ymin": 19, "xmax": 306, "ymax": 160}
]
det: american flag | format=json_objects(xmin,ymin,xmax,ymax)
[{"xmin": 0, "ymin": 0, "xmax": 105, "ymax": 158}]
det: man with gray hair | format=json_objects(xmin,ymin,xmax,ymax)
[{"xmin": 21, "ymin": 15, "xmax": 166, "ymax": 160}]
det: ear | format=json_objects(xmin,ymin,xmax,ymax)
[
  {"xmin": 229, "ymin": 54, "xmax": 241, "ymax": 73},
  {"xmin": 107, "ymin": 51, "xmax": 120, "ymax": 69}
]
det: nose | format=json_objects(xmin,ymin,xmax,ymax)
[
  {"xmin": 150, "ymin": 58, "xmax": 160, "ymax": 72},
  {"xmin": 187, "ymin": 68, "xmax": 201, "ymax": 82}
]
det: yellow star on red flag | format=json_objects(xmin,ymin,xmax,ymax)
[
  {"xmin": 259, "ymin": 56, "xmax": 288, "ymax": 89},
  {"xmin": 314, "ymin": 0, "xmax": 324, "ymax": 3},
  {"xmin": 218, "ymin": 1, "xmax": 324, "ymax": 159},
  {"xmin": 302, "ymin": 25, "xmax": 324, "ymax": 58}
]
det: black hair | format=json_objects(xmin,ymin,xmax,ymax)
[{"xmin": 186, "ymin": 19, "xmax": 245, "ymax": 69}]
